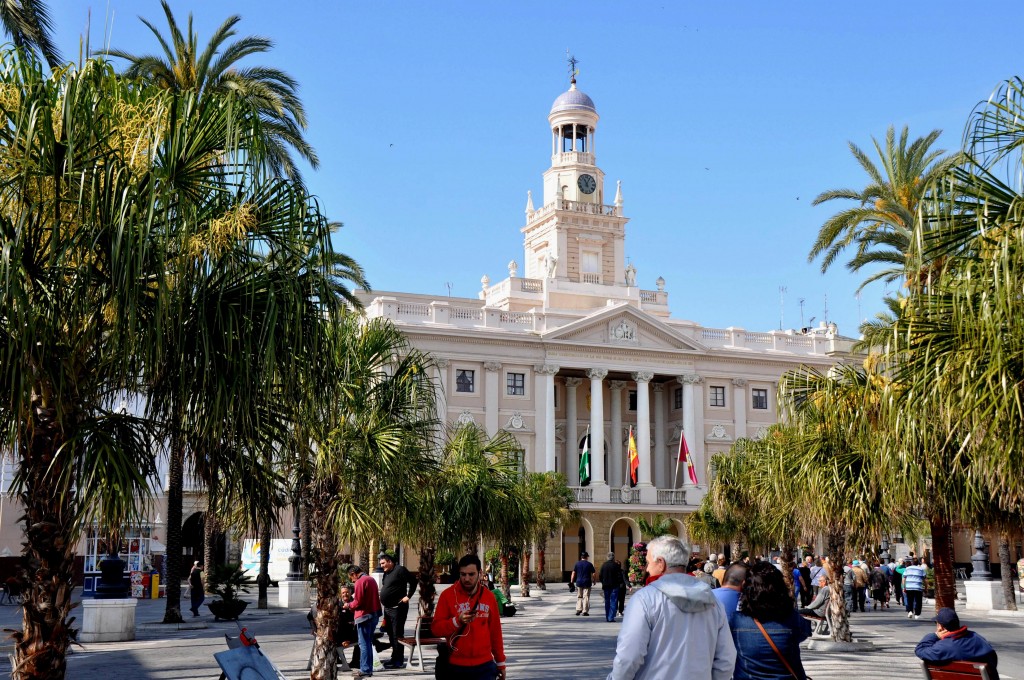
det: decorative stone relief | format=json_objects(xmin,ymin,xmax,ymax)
[
  {"xmin": 586, "ymin": 368, "xmax": 609, "ymax": 381},
  {"xmin": 609, "ymin": 319, "xmax": 637, "ymax": 343},
  {"xmin": 435, "ymin": 358, "xmax": 450, "ymax": 369},
  {"xmin": 609, "ymin": 380, "xmax": 629, "ymax": 392},
  {"xmin": 508, "ymin": 260, "xmax": 518, "ymax": 278},
  {"xmin": 732, "ymin": 378, "xmax": 748, "ymax": 387},
  {"xmin": 619, "ymin": 485, "xmax": 634, "ymax": 503},
  {"xmin": 535, "ymin": 364, "xmax": 560, "ymax": 375},
  {"xmin": 632, "ymin": 371, "xmax": 654, "ymax": 383},
  {"xmin": 564, "ymin": 377, "xmax": 583, "ymax": 389},
  {"xmin": 505, "ymin": 412, "xmax": 526, "ymax": 430},
  {"xmin": 652, "ymin": 382, "xmax": 665, "ymax": 393},
  {"xmin": 624, "ymin": 263, "xmax": 637, "ymax": 287},
  {"xmin": 670, "ymin": 425, "xmax": 682, "ymax": 441},
  {"xmin": 457, "ymin": 410, "xmax": 475, "ymax": 425},
  {"xmin": 678, "ymin": 373, "xmax": 703, "ymax": 385},
  {"xmin": 754, "ymin": 426, "xmax": 769, "ymax": 440},
  {"xmin": 483, "ymin": 361, "xmax": 502, "ymax": 372},
  {"xmin": 554, "ymin": 422, "xmax": 566, "ymax": 443},
  {"xmin": 707, "ymin": 424, "xmax": 730, "ymax": 440}
]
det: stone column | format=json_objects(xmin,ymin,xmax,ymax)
[
  {"xmin": 536, "ymin": 364, "xmax": 560, "ymax": 473},
  {"xmin": 678, "ymin": 374, "xmax": 702, "ymax": 486},
  {"xmin": 633, "ymin": 372, "xmax": 655, "ymax": 503},
  {"xmin": 484, "ymin": 361, "xmax": 502, "ymax": 436},
  {"xmin": 733, "ymin": 378, "xmax": 748, "ymax": 440},
  {"xmin": 653, "ymin": 383, "xmax": 666, "ymax": 489},
  {"xmin": 435, "ymin": 359, "xmax": 450, "ymax": 427},
  {"xmin": 565, "ymin": 378, "xmax": 582, "ymax": 485},
  {"xmin": 608, "ymin": 380, "xmax": 627, "ymax": 489},
  {"xmin": 587, "ymin": 368, "xmax": 608, "ymax": 501}
]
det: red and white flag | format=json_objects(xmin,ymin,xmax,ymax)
[{"xmin": 674, "ymin": 432, "xmax": 699, "ymax": 487}]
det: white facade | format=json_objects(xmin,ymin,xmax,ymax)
[{"xmin": 357, "ymin": 76, "xmax": 852, "ymax": 572}]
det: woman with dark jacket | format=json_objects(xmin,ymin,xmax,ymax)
[{"xmin": 728, "ymin": 561, "xmax": 812, "ymax": 680}]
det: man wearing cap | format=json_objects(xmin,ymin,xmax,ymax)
[
  {"xmin": 572, "ymin": 551, "xmax": 596, "ymax": 616},
  {"xmin": 915, "ymin": 608, "xmax": 999, "ymax": 679}
]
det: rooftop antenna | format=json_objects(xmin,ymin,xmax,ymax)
[
  {"xmin": 823, "ymin": 293, "xmax": 830, "ymax": 324},
  {"xmin": 856, "ymin": 291, "xmax": 863, "ymax": 323},
  {"xmin": 798, "ymin": 298, "xmax": 806, "ymax": 328},
  {"xmin": 445, "ymin": 282, "xmax": 453, "ymax": 298},
  {"xmin": 566, "ymin": 50, "xmax": 579, "ymax": 85},
  {"xmin": 778, "ymin": 286, "xmax": 787, "ymax": 330}
]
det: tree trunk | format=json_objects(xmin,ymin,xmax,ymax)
[
  {"xmin": 417, "ymin": 546, "xmax": 437, "ymax": 616},
  {"xmin": 301, "ymin": 496, "xmax": 313, "ymax": 572},
  {"xmin": 825, "ymin": 527, "xmax": 852, "ymax": 642},
  {"xmin": 203, "ymin": 512, "xmax": 218, "ymax": 578},
  {"xmin": 162, "ymin": 442, "xmax": 186, "ymax": 624},
  {"xmin": 257, "ymin": 520, "xmax": 271, "ymax": 609},
  {"xmin": 930, "ymin": 515, "xmax": 957, "ymax": 610},
  {"xmin": 309, "ymin": 503, "xmax": 341, "ymax": 680},
  {"xmin": 12, "ymin": 401, "xmax": 76, "ymax": 680},
  {"xmin": 998, "ymin": 532, "xmax": 1017, "ymax": 611},
  {"xmin": 535, "ymin": 538, "xmax": 547, "ymax": 590},
  {"xmin": 520, "ymin": 548, "xmax": 531, "ymax": 598},
  {"xmin": 780, "ymin": 544, "xmax": 795, "ymax": 600},
  {"xmin": 500, "ymin": 551, "xmax": 511, "ymax": 600}
]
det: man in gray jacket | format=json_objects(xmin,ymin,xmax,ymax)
[{"xmin": 608, "ymin": 536, "xmax": 736, "ymax": 680}]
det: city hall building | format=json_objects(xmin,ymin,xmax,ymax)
[{"xmin": 357, "ymin": 76, "xmax": 853, "ymax": 578}]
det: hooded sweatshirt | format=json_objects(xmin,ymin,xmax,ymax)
[{"xmin": 608, "ymin": 572, "xmax": 736, "ymax": 680}]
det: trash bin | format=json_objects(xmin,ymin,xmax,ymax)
[{"xmin": 151, "ymin": 571, "xmax": 160, "ymax": 599}]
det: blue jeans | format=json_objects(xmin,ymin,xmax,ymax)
[
  {"xmin": 356, "ymin": 612, "xmax": 380, "ymax": 675},
  {"xmin": 603, "ymin": 588, "xmax": 619, "ymax": 621}
]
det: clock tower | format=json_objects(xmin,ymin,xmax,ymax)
[{"xmin": 522, "ymin": 72, "xmax": 629, "ymax": 293}]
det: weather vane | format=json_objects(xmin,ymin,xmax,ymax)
[{"xmin": 566, "ymin": 50, "xmax": 579, "ymax": 85}]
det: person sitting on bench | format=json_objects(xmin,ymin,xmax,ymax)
[
  {"xmin": 915, "ymin": 608, "xmax": 999, "ymax": 679},
  {"xmin": 799, "ymin": 575, "xmax": 830, "ymax": 619},
  {"xmin": 308, "ymin": 584, "xmax": 361, "ymax": 669}
]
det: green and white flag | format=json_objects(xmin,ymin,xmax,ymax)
[{"xmin": 579, "ymin": 428, "xmax": 591, "ymax": 486}]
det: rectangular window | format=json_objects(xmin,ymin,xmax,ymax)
[
  {"xmin": 582, "ymin": 251, "xmax": 600, "ymax": 273},
  {"xmin": 456, "ymin": 369, "xmax": 475, "ymax": 393},
  {"xmin": 507, "ymin": 372, "xmax": 525, "ymax": 396},
  {"xmin": 673, "ymin": 387, "xmax": 683, "ymax": 410},
  {"xmin": 710, "ymin": 385, "xmax": 726, "ymax": 407},
  {"xmin": 752, "ymin": 388, "xmax": 769, "ymax": 410},
  {"xmin": 628, "ymin": 390, "xmax": 637, "ymax": 411}
]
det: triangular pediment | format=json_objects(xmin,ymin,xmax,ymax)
[{"xmin": 542, "ymin": 303, "xmax": 705, "ymax": 352}]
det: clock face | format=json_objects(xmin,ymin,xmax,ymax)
[{"xmin": 577, "ymin": 174, "xmax": 597, "ymax": 195}]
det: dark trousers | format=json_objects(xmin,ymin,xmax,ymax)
[
  {"xmin": 843, "ymin": 585, "xmax": 854, "ymax": 612},
  {"xmin": 383, "ymin": 602, "xmax": 409, "ymax": 663},
  {"xmin": 906, "ymin": 589, "xmax": 923, "ymax": 616},
  {"xmin": 190, "ymin": 588, "xmax": 204, "ymax": 615},
  {"xmin": 603, "ymin": 588, "xmax": 619, "ymax": 621},
  {"xmin": 892, "ymin": 581, "xmax": 903, "ymax": 605},
  {"xmin": 616, "ymin": 585, "xmax": 626, "ymax": 615},
  {"xmin": 436, "ymin": 660, "xmax": 499, "ymax": 680},
  {"xmin": 855, "ymin": 586, "xmax": 866, "ymax": 612}
]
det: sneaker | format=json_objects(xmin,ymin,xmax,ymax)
[
  {"xmin": 914, "ymin": 614, "xmax": 920, "ymax": 619},
  {"xmin": 907, "ymin": 612, "xmax": 913, "ymax": 618},
  {"xmin": 383, "ymin": 662, "xmax": 406, "ymax": 670}
]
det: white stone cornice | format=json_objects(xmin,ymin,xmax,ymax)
[
  {"xmin": 632, "ymin": 371, "xmax": 654, "ymax": 383},
  {"xmin": 677, "ymin": 373, "xmax": 703, "ymax": 385},
  {"xmin": 535, "ymin": 364, "xmax": 560, "ymax": 375},
  {"xmin": 586, "ymin": 368, "xmax": 609, "ymax": 381},
  {"xmin": 483, "ymin": 361, "xmax": 502, "ymax": 372},
  {"xmin": 608, "ymin": 380, "xmax": 629, "ymax": 391},
  {"xmin": 564, "ymin": 377, "xmax": 584, "ymax": 388}
]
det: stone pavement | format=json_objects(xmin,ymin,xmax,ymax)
[{"xmin": 0, "ymin": 587, "xmax": 1022, "ymax": 678}]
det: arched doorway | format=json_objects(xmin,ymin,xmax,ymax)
[
  {"xmin": 560, "ymin": 518, "xmax": 594, "ymax": 580},
  {"xmin": 181, "ymin": 512, "xmax": 226, "ymax": 569},
  {"xmin": 610, "ymin": 518, "xmax": 640, "ymax": 565}
]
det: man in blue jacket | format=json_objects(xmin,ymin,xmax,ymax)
[{"xmin": 915, "ymin": 608, "xmax": 999, "ymax": 679}]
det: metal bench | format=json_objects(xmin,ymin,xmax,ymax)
[
  {"xmin": 921, "ymin": 660, "xmax": 994, "ymax": 680},
  {"xmin": 397, "ymin": 615, "xmax": 446, "ymax": 674}
]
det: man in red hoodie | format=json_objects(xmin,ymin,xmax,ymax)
[
  {"xmin": 345, "ymin": 564, "xmax": 381, "ymax": 678},
  {"xmin": 432, "ymin": 554, "xmax": 506, "ymax": 680}
]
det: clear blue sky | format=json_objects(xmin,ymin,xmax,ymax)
[{"xmin": 51, "ymin": 1, "xmax": 1024, "ymax": 335}]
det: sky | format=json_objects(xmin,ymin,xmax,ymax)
[{"xmin": 48, "ymin": 0, "xmax": 1024, "ymax": 335}]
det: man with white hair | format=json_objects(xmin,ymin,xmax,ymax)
[{"xmin": 608, "ymin": 536, "xmax": 735, "ymax": 680}]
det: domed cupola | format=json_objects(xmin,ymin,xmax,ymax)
[
  {"xmin": 548, "ymin": 71, "xmax": 599, "ymax": 168},
  {"xmin": 549, "ymin": 82, "xmax": 597, "ymax": 116}
]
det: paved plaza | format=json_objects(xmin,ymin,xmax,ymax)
[{"xmin": 0, "ymin": 587, "xmax": 1022, "ymax": 678}]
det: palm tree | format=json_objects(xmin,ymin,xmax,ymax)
[
  {"xmin": 301, "ymin": 316, "xmax": 440, "ymax": 680},
  {"xmin": 102, "ymin": 0, "xmax": 317, "ymax": 184},
  {"xmin": 522, "ymin": 471, "xmax": 578, "ymax": 591},
  {"xmin": 637, "ymin": 514, "xmax": 674, "ymax": 539},
  {"xmin": 809, "ymin": 125, "xmax": 959, "ymax": 290},
  {"xmin": 0, "ymin": 0, "xmax": 61, "ymax": 69},
  {"xmin": 0, "ymin": 51, "xmax": 183, "ymax": 678}
]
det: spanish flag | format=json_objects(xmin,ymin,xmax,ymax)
[{"xmin": 628, "ymin": 426, "xmax": 639, "ymax": 487}]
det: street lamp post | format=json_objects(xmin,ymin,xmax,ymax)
[
  {"xmin": 286, "ymin": 502, "xmax": 303, "ymax": 581},
  {"xmin": 970, "ymin": 530, "xmax": 991, "ymax": 580}
]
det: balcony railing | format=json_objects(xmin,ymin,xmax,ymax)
[
  {"xmin": 612, "ymin": 487, "xmax": 640, "ymax": 504},
  {"xmin": 569, "ymin": 486, "xmax": 593, "ymax": 503},
  {"xmin": 581, "ymin": 273, "xmax": 601, "ymax": 284},
  {"xmin": 657, "ymin": 489, "xmax": 687, "ymax": 505}
]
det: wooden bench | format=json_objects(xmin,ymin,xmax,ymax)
[
  {"xmin": 397, "ymin": 615, "xmax": 447, "ymax": 673},
  {"xmin": 921, "ymin": 660, "xmax": 994, "ymax": 680}
]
